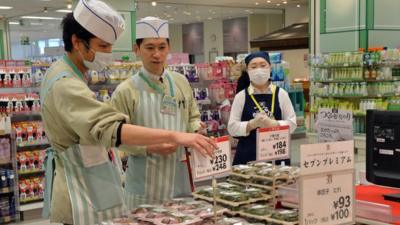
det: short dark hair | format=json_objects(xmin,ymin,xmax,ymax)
[
  {"xmin": 135, "ymin": 38, "xmax": 170, "ymax": 47},
  {"xmin": 61, "ymin": 13, "xmax": 95, "ymax": 52}
]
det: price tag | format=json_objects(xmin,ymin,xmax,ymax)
[
  {"xmin": 300, "ymin": 171, "xmax": 354, "ymax": 225},
  {"xmin": 256, "ymin": 125, "xmax": 290, "ymax": 161},
  {"xmin": 317, "ymin": 108, "xmax": 353, "ymax": 143},
  {"xmin": 192, "ymin": 136, "xmax": 231, "ymax": 181}
]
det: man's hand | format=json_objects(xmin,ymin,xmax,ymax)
[
  {"xmin": 172, "ymin": 132, "xmax": 217, "ymax": 158},
  {"xmin": 147, "ymin": 143, "xmax": 178, "ymax": 156},
  {"xmin": 197, "ymin": 122, "xmax": 208, "ymax": 136}
]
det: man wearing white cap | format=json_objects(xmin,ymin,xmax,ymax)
[
  {"xmin": 41, "ymin": 1, "xmax": 216, "ymax": 224},
  {"xmin": 111, "ymin": 17, "xmax": 206, "ymax": 208}
]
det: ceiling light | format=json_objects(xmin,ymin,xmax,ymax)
[
  {"xmin": 151, "ymin": 1, "xmax": 157, "ymax": 6},
  {"xmin": 183, "ymin": 11, "xmax": 191, "ymax": 16},
  {"xmin": 21, "ymin": 16, "xmax": 63, "ymax": 20},
  {"xmin": 283, "ymin": 1, "xmax": 288, "ymax": 4},
  {"xmin": 0, "ymin": 6, "xmax": 13, "ymax": 10},
  {"xmin": 67, "ymin": 3, "xmax": 72, "ymax": 9},
  {"xmin": 208, "ymin": 17, "xmax": 212, "ymax": 20},
  {"xmin": 276, "ymin": 3, "xmax": 281, "ymax": 6},
  {"xmin": 297, "ymin": 4, "xmax": 301, "ymax": 7},
  {"xmin": 56, "ymin": 9, "xmax": 72, "ymax": 13},
  {"xmin": 165, "ymin": 5, "xmax": 171, "ymax": 8},
  {"xmin": 30, "ymin": 22, "xmax": 43, "ymax": 26},
  {"xmin": 267, "ymin": 0, "xmax": 271, "ymax": 3},
  {"xmin": 255, "ymin": 2, "xmax": 259, "ymax": 5},
  {"xmin": 9, "ymin": 22, "xmax": 19, "ymax": 25}
]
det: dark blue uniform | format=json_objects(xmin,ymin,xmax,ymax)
[{"xmin": 232, "ymin": 87, "xmax": 290, "ymax": 165}]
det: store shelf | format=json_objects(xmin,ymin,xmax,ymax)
[
  {"xmin": 0, "ymin": 187, "xmax": 13, "ymax": 195},
  {"xmin": 0, "ymin": 159, "xmax": 11, "ymax": 166},
  {"xmin": 19, "ymin": 201, "xmax": 43, "ymax": 211},
  {"xmin": 354, "ymin": 217, "xmax": 393, "ymax": 225},
  {"xmin": 313, "ymin": 78, "xmax": 400, "ymax": 83},
  {"xmin": 0, "ymin": 87, "xmax": 40, "ymax": 93},
  {"xmin": 311, "ymin": 64, "xmax": 363, "ymax": 68},
  {"xmin": 18, "ymin": 170, "xmax": 44, "ymax": 176},
  {"xmin": 16, "ymin": 141, "xmax": 49, "ymax": 149},
  {"xmin": 88, "ymin": 82, "xmax": 122, "ymax": 90},
  {"xmin": 312, "ymin": 94, "xmax": 398, "ymax": 98}
]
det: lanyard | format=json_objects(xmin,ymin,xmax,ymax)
[
  {"xmin": 63, "ymin": 55, "xmax": 86, "ymax": 82},
  {"xmin": 249, "ymin": 84, "xmax": 276, "ymax": 114},
  {"xmin": 138, "ymin": 71, "xmax": 175, "ymax": 97}
]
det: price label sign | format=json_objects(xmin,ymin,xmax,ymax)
[
  {"xmin": 317, "ymin": 108, "xmax": 353, "ymax": 143},
  {"xmin": 192, "ymin": 136, "xmax": 231, "ymax": 181},
  {"xmin": 299, "ymin": 141, "xmax": 355, "ymax": 225},
  {"xmin": 256, "ymin": 125, "xmax": 290, "ymax": 161},
  {"xmin": 300, "ymin": 171, "xmax": 354, "ymax": 225}
]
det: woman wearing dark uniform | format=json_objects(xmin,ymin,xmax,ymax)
[{"xmin": 228, "ymin": 52, "xmax": 297, "ymax": 165}]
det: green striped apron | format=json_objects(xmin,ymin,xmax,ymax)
[
  {"xmin": 125, "ymin": 72, "xmax": 191, "ymax": 209},
  {"xmin": 41, "ymin": 56, "xmax": 127, "ymax": 224}
]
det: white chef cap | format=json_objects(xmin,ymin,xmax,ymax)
[
  {"xmin": 136, "ymin": 17, "xmax": 169, "ymax": 39},
  {"xmin": 74, "ymin": 0, "xmax": 125, "ymax": 44}
]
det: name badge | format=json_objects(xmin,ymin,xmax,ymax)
[{"xmin": 161, "ymin": 95, "xmax": 177, "ymax": 115}]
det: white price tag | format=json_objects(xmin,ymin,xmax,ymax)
[
  {"xmin": 317, "ymin": 108, "xmax": 353, "ymax": 143},
  {"xmin": 300, "ymin": 141, "xmax": 354, "ymax": 176},
  {"xmin": 300, "ymin": 171, "xmax": 354, "ymax": 225},
  {"xmin": 256, "ymin": 125, "xmax": 290, "ymax": 162},
  {"xmin": 192, "ymin": 136, "xmax": 231, "ymax": 181}
]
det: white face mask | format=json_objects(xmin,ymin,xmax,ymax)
[
  {"xmin": 82, "ymin": 50, "xmax": 113, "ymax": 72},
  {"xmin": 248, "ymin": 68, "xmax": 271, "ymax": 85},
  {"xmin": 79, "ymin": 41, "xmax": 113, "ymax": 72}
]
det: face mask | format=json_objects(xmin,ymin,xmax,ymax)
[
  {"xmin": 80, "ymin": 41, "xmax": 113, "ymax": 72},
  {"xmin": 248, "ymin": 68, "xmax": 271, "ymax": 85}
]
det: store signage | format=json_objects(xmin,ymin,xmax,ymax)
[
  {"xmin": 256, "ymin": 125, "xmax": 290, "ymax": 162},
  {"xmin": 299, "ymin": 141, "xmax": 354, "ymax": 225},
  {"xmin": 317, "ymin": 108, "xmax": 353, "ymax": 143},
  {"xmin": 299, "ymin": 140, "xmax": 354, "ymax": 176},
  {"xmin": 192, "ymin": 136, "xmax": 231, "ymax": 181}
]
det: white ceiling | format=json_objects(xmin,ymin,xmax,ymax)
[{"xmin": 2, "ymin": 0, "xmax": 307, "ymax": 42}]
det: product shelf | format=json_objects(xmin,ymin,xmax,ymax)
[
  {"xmin": 16, "ymin": 141, "xmax": 49, "ymax": 149},
  {"xmin": 313, "ymin": 79, "xmax": 399, "ymax": 83},
  {"xmin": 0, "ymin": 187, "xmax": 13, "ymax": 195},
  {"xmin": 17, "ymin": 170, "xmax": 44, "ymax": 176}
]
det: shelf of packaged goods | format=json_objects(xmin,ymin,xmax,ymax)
[
  {"xmin": 19, "ymin": 201, "xmax": 43, "ymax": 211},
  {"xmin": 0, "ymin": 159, "xmax": 11, "ymax": 166},
  {"xmin": 312, "ymin": 79, "xmax": 400, "ymax": 83},
  {"xmin": 0, "ymin": 87, "xmax": 40, "ymax": 93},
  {"xmin": 310, "ymin": 111, "xmax": 367, "ymax": 117},
  {"xmin": 0, "ymin": 187, "xmax": 13, "ymax": 195},
  {"xmin": 311, "ymin": 94, "xmax": 398, "ymax": 99},
  {"xmin": 311, "ymin": 64, "xmax": 363, "ymax": 68},
  {"xmin": 16, "ymin": 141, "xmax": 49, "ymax": 149},
  {"xmin": 18, "ymin": 170, "xmax": 45, "ymax": 176}
]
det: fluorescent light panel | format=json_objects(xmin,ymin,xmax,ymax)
[
  {"xmin": 9, "ymin": 22, "xmax": 19, "ymax": 25},
  {"xmin": 56, "ymin": 9, "xmax": 72, "ymax": 13},
  {"xmin": 21, "ymin": 16, "xmax": 63, "ymax": 20},
  {"xmin": 0, "ymin": 6, "xmax": 13, "ymax": 10}
]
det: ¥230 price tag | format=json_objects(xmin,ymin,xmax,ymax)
[
  {"xmin": 256, "ymin": 125, "xmax": 290, "ymax": 162},
  {"xmin": 192, "ymin": 136, "xmax": 231, "ymax": 182}
]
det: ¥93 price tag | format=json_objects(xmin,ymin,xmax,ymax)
[
  {"xmin": 256, "ymin": 125, "xmax": 290, "ymax": 162},
  {"xmin": 192, "ymin": 136, "xmax": 231, "ymax": 182}
]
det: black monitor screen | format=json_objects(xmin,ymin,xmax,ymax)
[{"xmin": 366, "ymin": 110, "xmax": 400, "ymax": 188}]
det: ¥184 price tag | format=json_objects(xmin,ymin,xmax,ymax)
[
  {"xmin": 256, "ymin": 125, "xmax": 290, "ymax": 162},
  {"xmin": 192, "ymin": 136, "xmax": 231, "ymax": 181}
]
